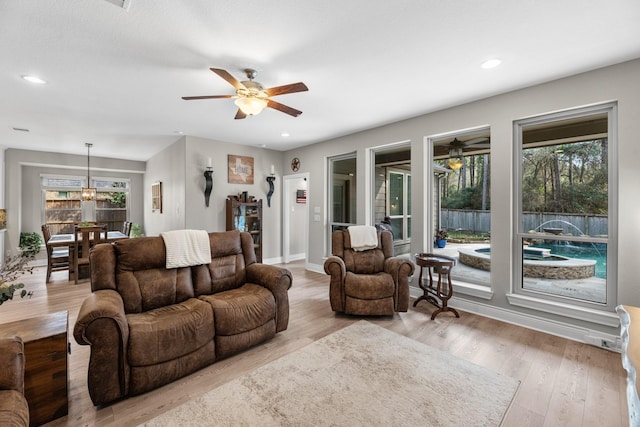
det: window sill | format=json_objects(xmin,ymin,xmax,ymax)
[{"xmin": 506, "ymin": 293, "xmax": 619, "ymax": 327}]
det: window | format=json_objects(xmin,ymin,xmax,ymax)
[
  {"xmin": 387, "ymin": 169, "xmax": 411, "ymax": 243},
  {"xmin": 328, "ymin": 153, "xmax": 357, "ymax": 250},
  {"xmin": 432, "ymin": 128, "xmax": 491, "ymax": 288},
  {"xmin": 42, "ymin": 174, "xmax": 130, "ymax": 233},
  {"xmin": 513, "ymin": 103, "xmax": 617, "ymax": 315}
]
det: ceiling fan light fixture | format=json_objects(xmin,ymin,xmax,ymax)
[
  {"xmin": 447, "ymin": 157, "xmax": 464, "ymax": 170},
  {"xmin": 235, "ymin": 97, "xmax": 268, "ymax": 116}
]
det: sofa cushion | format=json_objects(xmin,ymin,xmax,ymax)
[
  {"xmin": 199, "ymin": 284, "xmax": 275, "ymax": 336},
  {"xmin": 344, "ymin": 272, "xmax": 395, "ymax": 299},
  {"xmin": 113, "ymin": 237, "xmax": 196, "ymax": 313},
  {"xmin": 0, "ymin": 390, "xmax": 29, "ymax": 427},
  {"xmin": 126, "ymin": 298, "xmax": 214, "ymax": 366}
]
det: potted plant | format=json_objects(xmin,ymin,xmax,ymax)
[
  {"xmin": 0, "ymin": 254, "xmax": 34, "ymax": 305},
  {"xmin": 19, "ymin": 232, "xmax": 42, "ymax": 258},
  {"xmin": 435, "ymin": 229, "xmax": 448, "ymax": 248}
]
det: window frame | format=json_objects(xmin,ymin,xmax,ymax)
[{"xmin": 510, "ymin": 102, "xmax": 618, "ymax": 323}]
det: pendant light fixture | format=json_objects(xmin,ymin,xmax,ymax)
[
  {"xmin": 447, "ymin": 146, "xmax": 464, "ymax": 170},
  {"xmin": 82, "ymin": 143, "xmax": 97, "ymax": 201}
]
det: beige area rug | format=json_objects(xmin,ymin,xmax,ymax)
[{"xmin": 140, "ymin": 321, "xmax": 519, "ymax": 427}]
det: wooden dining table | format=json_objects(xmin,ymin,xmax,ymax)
[
  {"xmin": 47, "ymin": 231, "xmax": 129, "ymax": 280},
  {"xmin": 47, "ymin": 231, "xmax": 129, "ymax": 248}
]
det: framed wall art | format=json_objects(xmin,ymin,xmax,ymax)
[
  {"xmin": 228, "ymin": 155, "xmax": 254, "ymax": 184},
  {"xmin": 152, "ymin": 181, "xmax": 163, "ymax": 213}
]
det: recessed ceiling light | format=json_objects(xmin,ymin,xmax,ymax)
[
  {"xmin": 480, "ymin": 59, "xmax": 502, "ymax": 70},
  {"xmin": 174, "ymin": 130, "xmax": 184, "ymax": 135},
  {"xmin": 21, "ymin": 75, "xmax": 47, "ymax": 84},
  {"xmin": 281, "ymin": 132, "xmax": 290, "ymax": 138}
]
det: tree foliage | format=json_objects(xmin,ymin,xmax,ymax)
[
  {"xmin": 521, "ymin": 140, "xmax": 607, "ymax": 214},
  {"xmin": 440, "ymin": 153, "xmax": 490, "ymax": 210},
  {"xmin": 439, "ymin": 139, "xmax": 608, "ymax": 214}
]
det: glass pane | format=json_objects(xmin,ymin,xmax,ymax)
[
  {"xmin": 331, "ymin": 157, "xmax": 357, "ymax": 225},
  {"xmin": 389, "ymin": 172, "xmax": 404, "ymax": 216},
  {"xmin": 389, "ymin": 218, "xmax": 404, "ymax": 240},
  {"xmin": 521, "ymin": 238, "xmax": 607, "ymax": 304},
  {"xmin": 434, "ymin": 132, "xmax": 491, "ymax": 287}
]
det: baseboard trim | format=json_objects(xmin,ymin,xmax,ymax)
[{"xmin": 411, "ymin": 287, "xmax": 621, "ymax": 352}]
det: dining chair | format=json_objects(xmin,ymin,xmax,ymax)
[
  {"xmin": 74, "ymin": 224, "xmax": 107, "ymax": 284},
  {"xmin": 41, "ymin": 224, "xmax": 70, "ymax": 283},
  {"xmin": 121, "ymin": 221, "xmax": 132, "ymax": 236}
]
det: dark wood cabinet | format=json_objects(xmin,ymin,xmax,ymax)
[
  {"xmin": 1, "ymin": 311, "xmax": 68, "ymax": 427},
  {"xmin": 226, "ymin": 195, "xmax": 263, "ymax": 263}
]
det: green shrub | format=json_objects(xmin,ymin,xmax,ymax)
[{"xmin": 19, "ymin": 232, "xmax": 42, "ymax": 257}]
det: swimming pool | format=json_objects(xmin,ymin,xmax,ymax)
[
  {"xmin": 529, "ymin": 242, "xmax": 607, "ymax": 279},
  {"xmin": 458, "ymin": 245, "xmax": 599, "ymax": 280}
]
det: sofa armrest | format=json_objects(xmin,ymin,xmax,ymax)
[
  {"xmin": 0, "ymin": 336, "xmax": 25, "ymax": 393},
  {"xmin": 73, "ymin": 289, "xmax": 130, "ymax": 406},
  {"xmin": 384, "ymin": 257, "xmax": 415, "ymax": 312},
  {"xmin": 324, "ymin": 256, "xmax": 347, "ymax": 312},
  {"xmin": 246, "ymin": 263, "xmax": 293, "ymax": 332}
]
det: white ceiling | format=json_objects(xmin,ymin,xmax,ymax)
[{"xmin": 1, "ymin": 0, "xmax": 639, "ymax": 161}]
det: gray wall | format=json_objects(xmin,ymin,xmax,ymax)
[
  {"xmin": 4, "ymin": 148, "xmax": 145, "ymax": 255},
  {"xmin": 284, "ymin": 58, "xmax": 640, "ymax": 334},
  {"xmin": 145, "ymin": 135, "xmax": 285, "ymax": 262}
]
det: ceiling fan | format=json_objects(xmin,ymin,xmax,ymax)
[
  {"xmin": 446, "ymin": 137, "xmax": 490, "ymax": 170},
  {"xmin": 182, "ymin": 68, "xmax": 309, "ymax": 119}
]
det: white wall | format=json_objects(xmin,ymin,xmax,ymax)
[{"xmin": 284, "ymin": 58, "xmax": 640, "ymax": 336}]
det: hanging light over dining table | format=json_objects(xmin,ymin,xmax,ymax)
[{"xmin": 82, "ymin": 143, "xmax": 97, "ymax": 201}]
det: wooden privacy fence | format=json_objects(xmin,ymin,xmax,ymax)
[{"xmin": 441, "ymin": 209, "xmax": 608, "ymax": 237}]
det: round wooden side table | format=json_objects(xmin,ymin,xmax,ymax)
[{"xmin": 413, "ymin": 253, "xmax": 460, "ymax": 320}]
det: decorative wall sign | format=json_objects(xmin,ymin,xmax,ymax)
[
  {"xmin": 152, "ymin": 181, "xmax": 163, "ymax": 213},
  {"xmin": 291, "ymin": 157, "xmax": 300, "ymax": 172},
  {"xmin": 296, "ymin": 189, "xmax": 307, "ymax": 203},
  {"xmin": 228, "ymin": 155, "xmax": 254, "ymax": 184}
]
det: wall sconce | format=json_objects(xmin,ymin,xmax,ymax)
[
  {"xmin": 204, "ymin": 157, "xmax": 214, "ymax": 207},
  {"xmin": 266, "ymin": 164, "xmax": 276, "ymax": 207}
]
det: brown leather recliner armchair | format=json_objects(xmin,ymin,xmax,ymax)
[
  {"xmin": 324, "ymin": 229, "xmax": 414, "ymax": 315},
  {"xmin": 0, "ymin": 336, "xmax": 29, "ymax": 427}
]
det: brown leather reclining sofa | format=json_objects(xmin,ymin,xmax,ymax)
[
  {"xmin": 0, "ymin": 336, "xmax": 29, "ymax": 426},
  {"xmin": 73, "ymin": 230, "xmax": 292, "ymax": 406}
]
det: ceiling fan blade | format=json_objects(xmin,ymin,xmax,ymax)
[
  {"xmin": 210, "ymin": 68, "xmax": 246, "ymax": 90},
  {"xmin": 265, "ymin": 82, "xmax": 309, "ymax": 97},
  {"xmin": 463, "ymin": 137, "xmax": 490, "ymax": 146},
  {"xmin": 182, "ymin": 95, "xmax": 235, "ymax": 100},
  {"xmin": 266, "ymin": 99, "xmax": 303, "ymax": 117},
  {"xmin": 234, "ymin": 109, "xmax": 247, "ymax": 120}
]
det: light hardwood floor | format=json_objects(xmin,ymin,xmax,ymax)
[{"xmin": 0, "ymin": 262, "xmax": 628, "ymax": 427}]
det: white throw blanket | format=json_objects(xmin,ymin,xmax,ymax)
[
  {"xmin": 160, "ymin": 229, "xmax": 212, "ymax": 269},
  {"xmin": 347, "ymin": 225, "xmax": 379, "ymax": 251}
]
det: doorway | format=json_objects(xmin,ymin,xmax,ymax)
[{"xmin": 283, "ymin": 173, "xmax": 309, "ymax": 263}]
